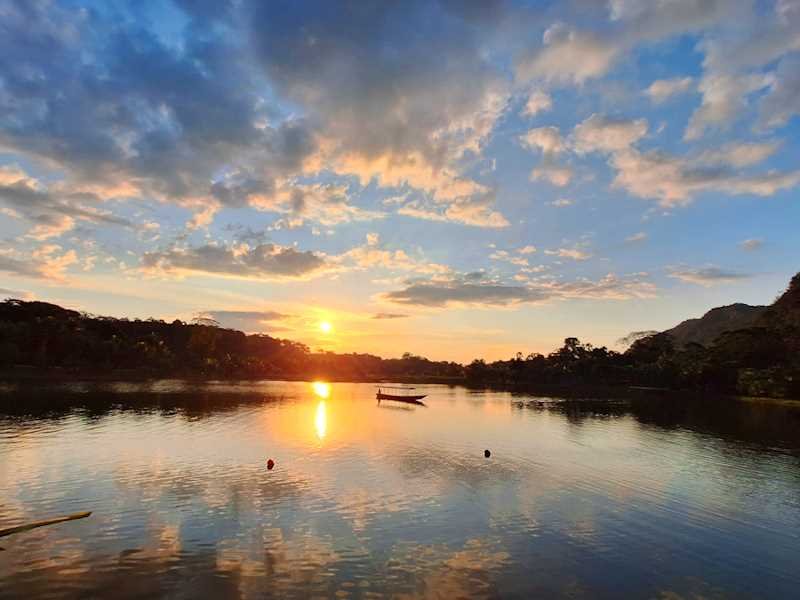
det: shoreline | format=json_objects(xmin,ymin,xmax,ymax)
[{"xmin": 1, "ymin": 369, "xmax": 797, "ymax": 404}]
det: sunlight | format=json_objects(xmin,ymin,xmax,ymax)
[
  {"xmin": 314, "ymin": 400, "xmax": 327, "ymax": 440},
  {"xmin": 319, "ymin": 320, "xmax": 332, "ymax": 334},
  {"xmin": 312, "ymin": 381, "xmax": 330, "ymax": 398}
]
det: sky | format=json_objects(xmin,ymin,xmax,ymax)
[{"xmin": 1, "ymin": 0, "xmax": 799, "ymax": 362}]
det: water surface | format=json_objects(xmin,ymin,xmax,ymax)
[{"xmin": 1, "ymin": 382, "xmax": 799, "ymax": 599}]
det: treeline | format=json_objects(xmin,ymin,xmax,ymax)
[
  {"xmin": 0, "ymin": 300, "xmax": 462, "ymax": 381},
  {"xmin": 466, "ymin": 272, "xmax": 800, "ymax": 399},
  {"xmin": 1, "ymin": 271, "xmax": 798, "ymax": 398}
]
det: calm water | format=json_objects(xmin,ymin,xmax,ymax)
[{"xmin": 1, "ymin": 382, "xmax": 799, "ymax": 599}]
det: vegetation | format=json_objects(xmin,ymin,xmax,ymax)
[
  {"xmin": 0, "ymin": 300, "xmax": 462, "ymax": 381},
  {"xmin": 465, "ymin": 272, "xmax": 800, "ymax": 399},
  {"xmin": 1, "ymin": 271, "xmax": 798, "ymax": 398}
]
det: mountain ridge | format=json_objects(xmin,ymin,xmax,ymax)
[{"xmin": 663, "ymin": 303, "xmax": 768, "ymax": 347}]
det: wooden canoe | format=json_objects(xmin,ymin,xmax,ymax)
[{"xmin": 376, "ymin": 392, "xmax": 427, "ymax": 404}]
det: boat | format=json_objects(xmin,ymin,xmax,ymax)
[{"xmin": 376, "ymin": 386, "xmax": 427, "ymax": 405}]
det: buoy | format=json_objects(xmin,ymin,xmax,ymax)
[
  {"xmin": 484, "ymin": 449, "xmax": 491, "ymax": 458},
  {"xmin": 267, "ymin": 459, "xmax": 275, "ymax": 470}
]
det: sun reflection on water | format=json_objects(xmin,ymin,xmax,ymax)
[
  {"xmin": 315, "ymin": 401, "xmax": 327, "ymax": 440},
  {"xmin": 312, "ymin": 381, "xmax": 330, "ymax": 398},
  {"xmin": 311, "ymin": 382, "xmax": 330, "ymax": 440}
]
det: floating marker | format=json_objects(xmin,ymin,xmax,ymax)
[
  {"xmin": 484, "ymin": 449, "xmax": 491, "ymax": 458},
  {"xmin": 267, "ymin": 459, "xmax": 275, "ymax": 470}
]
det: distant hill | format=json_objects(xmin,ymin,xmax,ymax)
[{"xmin": 663, "ymin": 303, "xmax": 767, "ymax": 347}]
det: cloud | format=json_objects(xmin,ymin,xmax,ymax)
[
  {"xmin": 686, "ymin": 2, "xmax": 800, "ymax": 138},
  {"xmin": 558, "ymin": 115, "xmax": 797, "ymax": 207},
  {"xmin": 248, "ymin": 0, "xmax": 511, "ymax": 224},
  {"xmin": 685, "ymin": 73, "xmax": 773, "ymax": 140},
  {"xmin": 489, "ymin": 250, "xmax": 529, "ymax": 267},
  {"xmin": 573, "ymin": 114, "xmax": 648, "ymax": 154},
  {"xmin": 3, "ymin": 1, "xmax": 505, "ymax": 229},
  {"xmin": 396, "ymin": 201, "xmax": 450, "ymax": 223},
  {"xmin": 255, "ymin": 183, "xmax": 385, "ymax": 228},
  {"xmin": 0, "ymin": 1, "xmax": 294, "ymax": 225},
  {"xmin": 142, "ymin": 243, "xmax": 330, "ymax": 281},
  {"xmin": 380, "ymin": 272, "xmax": 655, "ymax": 308},
  {"xmin": 519, "ymin": 127, "xmax": 566, "ymax": 155},
  {"xmin": 522, "ymin": 90, "xmax": 552, "ymax": 117},
  {"xmin": 201, "ymin": 310, "xmax": 290, "ymax": 332},
  {"xmin": 645, "ymin": 77, "xmax": 694, "ymax": 104},
  {"xmin": 668, "ymin": 266, "xmax": 752, "ymax": 286},
  {"xmin": 372, "ymin": 313, "xmax": 409, "ymax": 320},
  {"xmin": 0, "ymin": 287, "xmax": 32, "ymax": 299},
  {"xmin": 700, "ymin": 2, "xmax": 800, "ymax": 74},
  {"xmin": 607, "ymin": 0, "xmax": 735, "ymax": 40},
  {"xmin": 0, "ymin": 254, "xmax": 43, "ymax": 280},
  {"xmin": 395, "ymin": 195, "xmax": 509, "ymax": 228},
  {"xmin": 517, "ymin": 24, "xmax": 620, "ymax": 85},
  {"xmin": 758, "ymin": 56, "xmax": 800, "ymax": 130},
  {"xmin": 517, "ymin": 1, "xmax": 735, "ymax": 87},
  {"xmin": 206, "ymin": 310, "xmax": 289, "ymax": 322},
  {"xmin": 625, "ymin": 232, "xmax": 647, "ymax": 243},
  {"xmin": 739, "ymin": 238, "xmax": 764, "ymax": 251},
  {"xmin": 143, "ymin": 233, "xmax": 454, "ymax": 284},
  {"xmin": 549, "ymin": 198, "xmax": 573, "ymax": 207},
  {"xmin": 0, "ymin": 245, "xmax": 77, "ymax": 282},
  {"xmin": 520, "ymin": 126, "xmax": 574, "ymax": 188},
  {"xmin": 0, "ymin": 167, "xmax": 132, "ymax": 240},
  {"xmin": 339, "ymin": 239, "xmax": 451, "ymax": 275},
  {"xmin": 517, "ymin": 245, "xmax": 537, "ymax": 254},
  {"xmin": 212, "ymin": 176, "xmax": 385, "ymax": 229},
  {"xmin": 383, "ymin": 278, "xmax": 545, "ymax": 308},
  {"xmin": 611, "ymin": 148, "xmax": 800, "ymax": 206},
  {"xmin": 697, "ymin": 141, "xmax": 780, "ymax": 168},
  {"xmin": 530, "ymin": 162, "xmax": 573, "ymax": 187},
  {"xmin": 544, "ymin": 248, "xmax": 592, "ymax": 261}
]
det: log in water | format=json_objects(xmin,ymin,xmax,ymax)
[{"xmin": 0, "ymin": 512, "xmax": 92, "ymax": 539}]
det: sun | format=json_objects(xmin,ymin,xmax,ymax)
[{"xmin": 319, "ymin": 321, "xmax": 332, "ymax": 334}]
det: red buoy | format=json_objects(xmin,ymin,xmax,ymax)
[{"xmin": 267, "ymin": 459, "xmax": 275, "ymax": 470}]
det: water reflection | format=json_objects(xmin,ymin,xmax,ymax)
[
  {"xmin": 0, "ymin": 382, "xmax": 799, "ymax": 599},
  {"xmin": 311, "ymin": 382, "xmax": 330, "ymax": 441},
  {"xmin": 314, "ymin": 401, "xmax": 327, "ymax": 440},
  {"xmin": 311, "ymin": 381, "xmax": 330, "ymax": 399}
]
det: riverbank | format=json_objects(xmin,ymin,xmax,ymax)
[{"xmin": 1, "ymin": 369, "xmax": 797, "ymax": 404}]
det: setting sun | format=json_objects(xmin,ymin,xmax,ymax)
[{"xmin": 319, "ymin": 321, "xmax": 333, "ymax": 334}]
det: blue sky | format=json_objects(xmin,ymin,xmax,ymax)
[{"xmin": 1, "ymin": 0, "xmax": 799, "ymax": 361}]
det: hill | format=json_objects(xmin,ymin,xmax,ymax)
[{"xmin": 663, "ymin": 303, "xmax": 767, "ymax": 347}]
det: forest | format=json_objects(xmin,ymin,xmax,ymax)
[{"xmin": 1, "ymin": 271, "xmax": 798, "ymax": 398}]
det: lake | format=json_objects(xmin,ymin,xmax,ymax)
[{"xmin": 1, "ymin": 381, "xmax": 799, "ymax": 599}]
